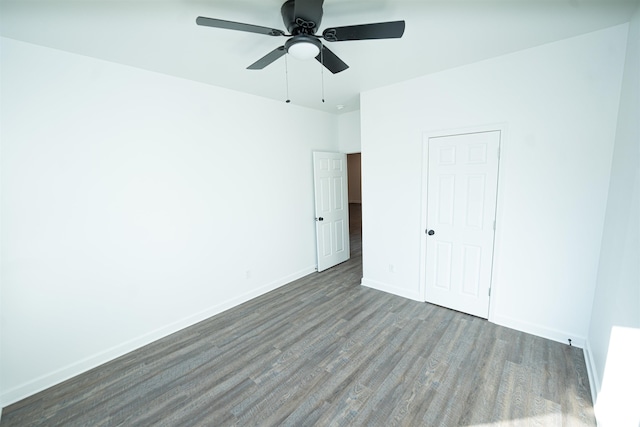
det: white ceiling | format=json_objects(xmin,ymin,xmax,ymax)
[{"xmin": 1, "ymin": 0, "xmax": 638, "ymax": 114}]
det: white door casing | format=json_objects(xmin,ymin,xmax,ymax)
[
  {"xmin": 422, "ymin": 131, "xmax": 501, "ymax": 318},
  {"xmin": 313, "ymin": 152, "xmax": 350, "ymax": 272}
]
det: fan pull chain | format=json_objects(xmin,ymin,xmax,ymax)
[
  {"xmin": 285, "ymin": 54, "xmax": 291, "ymax": 103},
  {"xmin": 320, "ymin": 47, "xmax": 325, "ymax": 103}
]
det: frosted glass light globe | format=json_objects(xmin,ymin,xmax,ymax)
[{"xmin": 288, "ymin": 40, "xmax": 320, "ymax": 60}]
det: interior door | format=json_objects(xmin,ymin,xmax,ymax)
[
  {"xmin": 424, "ymin": 131, "xmax": 500, "ymax": 318},
  {"xmin": 313, "ymin": 151, "xmax": 350, "ymax": 272}
]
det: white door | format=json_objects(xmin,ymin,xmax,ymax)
[
  {"xmin": 313, "ymin": 151, "xmax": 350, "ymax": 272},
  {"xmin": 424, "ymin": 131, "xmax": 500, "ymax": 318}
]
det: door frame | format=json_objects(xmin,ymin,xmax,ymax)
[{"xmin": 419, "ymin": 123, "xmax": 507, "ymax": 322}]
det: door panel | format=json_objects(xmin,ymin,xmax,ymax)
[
  {"xmin": 424, "ymin": 131, "xmax": 500, "ymax": 318},
  {"xmin": 313, "ymin": 152, "xmax": 350, "ymax": 272},
  {"xmin": 435, "ymin": 241, "xmax": 453, "ymax": 290}
]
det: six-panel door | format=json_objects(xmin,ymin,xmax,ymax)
[
  {"xmin": 313, "ymin": 152, "xmax": 350, "ymax": 272},
  {"xmin": 424, "ymin": 131, "xmax": 500, "ymax": 318}
]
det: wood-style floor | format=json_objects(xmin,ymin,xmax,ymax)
[{"xmin": 1, "ymin": 204, "xmax": 595, "ymax": 426}]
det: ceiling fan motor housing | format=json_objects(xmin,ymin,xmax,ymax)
[{"xmin": 281, "ymin": 0, "xmax": 323, "ymax": 35}]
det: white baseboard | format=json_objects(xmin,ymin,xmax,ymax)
[
  {"xmin": 583, "ymin": 340, "xmax": 601, "ymax": 406},
  {"xmin": 360, "ymin": 278, "xmax": 422, "ymax": 301},
  {"xmin": 0, "ymin": 266, "xmax": 316, "ymax": 409},
  {"xmin": 491, "ymin": 313, "xmax": 586, "ymax": 348}
]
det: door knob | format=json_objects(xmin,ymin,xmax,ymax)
[
  {"xmin": 427, "ymin": 229, "xmax": 435, "ymax": 235},
  {"xmin": 316, "ymin": 217, "xmax": 324, "ymax": 221}
]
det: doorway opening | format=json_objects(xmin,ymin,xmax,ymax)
[{"xmin": 347, "ymin": 153, "xmax": 362, "ymax": 256}]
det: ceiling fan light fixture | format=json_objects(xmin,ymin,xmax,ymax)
[
  {"xmin": 289, "ymin": 42, "xmax": 320, "ymax": 60},
  {"xmin": 285, "ymin": 36, "xmax": 321, "ymax": 60}
]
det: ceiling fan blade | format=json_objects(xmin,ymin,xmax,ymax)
[
  {"xmin": 323, "ymin": 20, "xmax": 405, "ymax": 42},
  {"xmin": 247, "ymin": 46, "xmax": 287, "ymax": 70},
  {"xmin": 196, "ymin": 17, "xmax": 286, "ymax": 37},
  {"xmin": 315, "ymin": 45, "xmax": 349, "ymax": 74}
]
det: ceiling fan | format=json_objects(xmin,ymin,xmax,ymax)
[{"xmin": 196, "ymin": 0, "xmax": 405, "ymax": 74}]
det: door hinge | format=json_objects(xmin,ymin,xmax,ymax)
[
  {"xmin": 488, "ymin": 288, "xmax": 492, "ymax": 296},
  {"xmin": 493, "ymin": 220, "xmax": 496, "ymax": 230}
]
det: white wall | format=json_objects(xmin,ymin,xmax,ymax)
[
  {"xmin": 360, "ymin": 25, "xmax": 627, "ymax": 346},
  {"xmin": 0, "ymin": 38, "xmax": 338, "ymax": 406},
  {"xmin": 338, "ymin": 110, "xmax": 361, "ymax": 154},
  {"xmin": 586, "ymin": 2, "xmax": 640, "ymax": 418}
]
